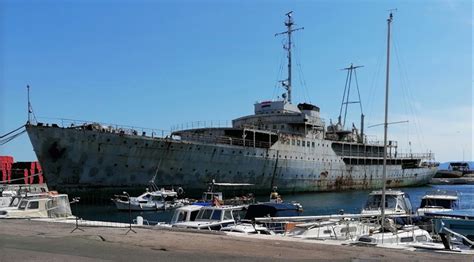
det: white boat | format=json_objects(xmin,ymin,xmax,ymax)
[
  {"xmin": 112, "ymin": 188, "xmax": 184, "ymax": 211},
  {"xmin": 416, "ymin": 189, "xmax": 458, "ymax": 216},
  {"xmin": 172, "ymin": 205, "xmax": 244, "ymax": 230},
  {"xmin": 220, "ymin": 223, "xmax": 275, "ymax": 235},
  {"xmin": 361, "ymin": 189, "xmax": 413, "ymax": 216},
  {"xmin": 356, "ymin": 225, "xmax": 432, "ymax": 246},
  {"xmin": 0, "ymin": 193, "xmax": 73, "ymax": 219},
  {"xmin": 0, "ymin": 185, "xmax": 49, "ymax": 208},
  {"xmin": 288, "ymin": 218, "xmax": 376, "ymax": 241}
]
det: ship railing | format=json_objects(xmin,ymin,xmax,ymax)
[
  {"xmin": 336, "ymin": 150, "xmax": 434, "ymax": 160},
  {"xmin": 180, "ymin": 133, "xmax": 271, "ymax": 148},
  {"xmin": 35, "ymin": 117, "xmax": 173, "ymax": 138},
  {"xmin": 170, "ymin": 120, "xmax": 232, "ymax": 132}
]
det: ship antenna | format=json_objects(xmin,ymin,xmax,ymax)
[
  {"xmin": 381, "ymin": 10, "xmax": 395, "ymax": 240},
  {"xmin": 275, "ymin": 11, "xmax": 304, "ymax": 104},
  {"xmin": 27, "ymin": 85, "xmax": 31, "ymax": 125},
  {"xmin": 26, "ymin": 85, "xmax": 36, "ymax": 125}
]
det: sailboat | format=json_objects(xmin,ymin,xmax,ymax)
[{"xmin": 354, "ymin": 12, "xmax": 432, "ymax": 246}]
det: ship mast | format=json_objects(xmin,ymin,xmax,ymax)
[
  {"xmin": 275, "ymin": 11, "xmax": 303, "ymax": 104},
  {"xmin": 381, "ymin": 11, "xmax": 394, "ymax": 235},
  {"xmin": 339, "ymin": 63, "xmax": 365, "ymax": 142}
]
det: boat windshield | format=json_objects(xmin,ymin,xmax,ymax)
[
  {"xmin": 151, "ymin": 195, "xmax": 163, "ymax": 202},
  {"xmin": 172, "ymin": 210, "xmax": 187, "ymax": 223},
  {"xmin": 9, "ymin": 197, "xmax": 21, "ymax": 207},
  {"xmin": 364, "ymin": 195, "xmax": 397, "ymax": 210},
  {"xmin": 197, "ymin": 209, "xmax": 222, "ymax": 221},
  {"xmin": 18, "ymin": 200, "xmax": 28, "ymax": 210},
  {"xmin": 420, "ymin": 199, "xmax": 456, "ymax": 209}
]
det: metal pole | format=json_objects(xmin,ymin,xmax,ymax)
[
  {"xmin": 124, "ymin": 191, "xmax": 136, "ymax": 234},
  {"xmin": 70, "ymin": 197, "xmax": 84, "ymax": 233},
  {"xmin": 381, "ymin": 12, "xmax": 393, "ymax": 238}
]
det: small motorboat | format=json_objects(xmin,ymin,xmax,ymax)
[
  {"xmin": 172, "ymin": 205, "xmax": 245, "ymax": 230},
  {"xmin": 0, "ymin": 192, "xmax": 73, "ymax": 219},
  {"xmin": 156, "ymin": 204, "xmax": 203, "ymax": 227},
  {"xmin": 112, "ymin": 188, "xmax": 185, "ymax": 211},
  {"xmin": 416, "ymin": 189, "xmax": 459, "ymax": 216},
  {"xmin": 361, "ymin": 189, "xmax": 413, "ymax": 216}
]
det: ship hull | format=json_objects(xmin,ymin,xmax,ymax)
[{"xmin": 26, "ymin": 125, "xmax": 436, "ymax": 199}]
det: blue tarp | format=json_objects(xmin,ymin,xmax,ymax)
[{"xmin": 438, "ymin": 161, "xmax": 474, "ymax": 171}]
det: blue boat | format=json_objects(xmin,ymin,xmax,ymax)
[{"xmin": 427, "ymin": 209, "xmax": 474, "ymax": 249}]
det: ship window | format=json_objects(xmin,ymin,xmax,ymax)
[
  {"xmin": 312, "ymin": 142, "xmax": 315, "ymax": 147},
  {"xmin": 281, "ymin": 125, "xmax": 284, "ymax": 129},
  {"xmin": 302, "ymin": 141, "xmax": 305, "ymax": 147},
  {"xmin": 297, "ymin": 140, "xmax": 300, "ymax": 146},
  {"xmin": 273, "ymin": 125, "xmax": 276, "ymax": 130},
  {"xmin": 307, "ymin": 141, "xmax": 310, "ymax": 147},
  {"xmin": 292, "ymin": 139, "xmax": 295, "ymax": 145}
]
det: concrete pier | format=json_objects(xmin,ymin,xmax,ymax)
[{"xmin": 0, "ymin": 220, "xmax": 472, "ymax": 261}]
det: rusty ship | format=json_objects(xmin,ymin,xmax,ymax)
[{"xmin": 25, "ymin": 12, "xmax": 436, "ymax": 198}]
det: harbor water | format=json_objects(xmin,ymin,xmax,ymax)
[{"xmin": 74, "ymin": 184, "xmax": 474, "ymax": 225}]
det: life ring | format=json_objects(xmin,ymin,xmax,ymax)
[{"xmin": 177, "ymin": 187, "xmax": 184, "ymax": 195}]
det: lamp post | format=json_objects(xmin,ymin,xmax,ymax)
[
  {"xmin": 123, "ymin": 191, "xmax": 136, "ymax": 234},
  {"xmin": 70, "ymin": 197, "xmax": 84, "ymax": 233}
]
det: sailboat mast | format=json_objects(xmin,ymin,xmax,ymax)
[
  {"xmin": 381, "ymin": 12, "xmax": 393, "ymax": 230},
  {"xmin": 287, "ymin": 14, "xmax": 293, "ymax": 103}
]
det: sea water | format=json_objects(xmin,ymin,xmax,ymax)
[{"xmin": 73, "ymin": 184, "xmax": 474, "ymax": 225}]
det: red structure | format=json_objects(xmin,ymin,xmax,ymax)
[{"xmin": 0, "ymin": 156, "xmax": 44, "ymax": 184}]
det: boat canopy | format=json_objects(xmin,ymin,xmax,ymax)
[{"xmin": 244, "ymin": 203, "xmax": 300, "ymax": 220}]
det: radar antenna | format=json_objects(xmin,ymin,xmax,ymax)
[{"xmin": 275, "ymin": 11, "xmax": 304, "ymax": 104}]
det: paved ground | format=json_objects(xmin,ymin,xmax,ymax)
[{"xmin": 0, "ymin": 219, "xmax": 473, "ymax": 262}]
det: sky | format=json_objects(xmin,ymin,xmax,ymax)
[{"xmin": 0, "ymin": 0, "xmax": 472, "ymax": 163}]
